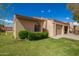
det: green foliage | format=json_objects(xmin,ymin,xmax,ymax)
[
  {"xmin": 73, "ymin": 13, "xmax": 79, "ymax": 22},
  {"xmin": 18, "ymin": 30, "xmax": 48, "ymax": 40},
  {"xmin": 28, "ymin": 32, "xmax": 48, "ymax": 40},
  {"xmin": 0, "ymin": 24, "xmax": 5, "ymax": 33},
  {"xmin": 67, "ymin": 4, "xmax": 79, "ymax": 22},
  {"xmin": 67, "ymin": 4, "xmax": 79, "ymax": 11},
  {"xmin": 67, "ymin": 4, "xmax": 75, "ymax": 11},
  {"xmin": 0, "ymin": 3, "xmax": 14, "ymax": 26},
  {"xmin": 18, "ymin": 30, "xmax": 28, "ymax": 39},
  {"xmin": 0, "ymin": 30, "xmax": 5, "ymax": 32}
]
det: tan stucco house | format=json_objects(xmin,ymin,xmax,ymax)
[{"xmin": 13, "ymin": 14, "xmax": 69, "ymax": 39}]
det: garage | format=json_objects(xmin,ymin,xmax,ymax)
[{"xmin": 56, "ymin": 24, "xmax": 62, "ymax": 35}]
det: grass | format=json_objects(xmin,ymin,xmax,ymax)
[{"xmin": 0, "ymin": 32, "xmax": 79, "ymax": 56}]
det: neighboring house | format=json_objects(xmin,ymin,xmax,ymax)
[
  {"xmin": 5, "ymin": 26, "xmax": 13, "ymax": 31},
  {"xmin": 69, "ymin": 22, "xmax": 79, "ymax": 34},
  {"xmin": 13, "ymin": 14, "xmax": 69, "ymax": 39},
  {"xmin": 0, "ymin": 25, "xmax": 13, "ymax": 32},
  {"xmin": 0, "ymin": 19, "xmax": 13, "ymax": 32}
]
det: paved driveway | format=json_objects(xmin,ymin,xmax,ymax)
[{"xmin": 53, "ymin": 33, "xmax": 79, "ymax": 40}]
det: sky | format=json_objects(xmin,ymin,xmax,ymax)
[{"xmin": 0, "ymin": 3, "xmax": 75, "ymax": 26}]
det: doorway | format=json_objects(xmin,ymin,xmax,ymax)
[
  {"xmin": 34, "ymin": 22, "xmax": 41, "ymax": 32},
  {"xmin": 64, "ymin": 26, "xmax": 68, "ymax": 34}
]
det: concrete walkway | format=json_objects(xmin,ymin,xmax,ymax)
[{"xmin": 53, "ymin": 33, "xmax": 79, "ymax": 40}]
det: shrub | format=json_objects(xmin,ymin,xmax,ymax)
[
  {"xmin": 0, "ymin": 30, "xmax": 5, "ymax": 32},
  {"xmin": 41, "ymin": 32, "xmax": 48, "ymax": 38},
  {"xmin": 28, "ymin": 32, "xmax": 48, "ymax": 40},
  {"xmin": 18, "ymin": 30, "xmax": 28, "ymax": 39}
]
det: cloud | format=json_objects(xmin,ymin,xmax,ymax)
[
  {"xmin": 4, "ymin": 19, "xmax": 13, "ymax": 23},
  {"xmin": 0, "ymin": 19, "xmax": 13, "ymax": 23},
  {"xmin": 41, "ymin": 10, "xmax": 44, "ymax": 13},
  {"xmin": 48, "ymin": 9, "xmax": 51, "ymax": 13},
  {"xmin": 0, "ymin": 19, "xmax": 2, "ymax": 20},
  {"xmin": 66, "ymin": 17, "xmax": 70, "ymax": 20}
]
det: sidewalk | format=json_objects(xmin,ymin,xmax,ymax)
[{"xmin": 53, "ymin": 33, "xmax": 79, "ymax": 40}]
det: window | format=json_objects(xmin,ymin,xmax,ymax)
[{"xmin": 34, "ymin": 22, "xmax": 41, "ymax": 32}]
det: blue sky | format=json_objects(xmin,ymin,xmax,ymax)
[{"xmin": 0, "ymin": 3, "xmax": 75, "ymax": 23}]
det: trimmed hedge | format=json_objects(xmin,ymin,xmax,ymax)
[
  {"xmin": 18, "ymin": 30, "xmax": 48, "ymax": 40},
  {"xmin": 18, "ymin": 30, "xmax": 28, "ymax": 39},
  {"xmin": 0, "ymin": 30, "xmax": 5, "ymax": 32},
  {"xmin": 28, "ymin": 32, "xmax": 48, "ymax": 40}
]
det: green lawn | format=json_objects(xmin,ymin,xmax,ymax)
[{"xmin": 0, "ymin": 32, "xmax": 79, "ymax": 56}]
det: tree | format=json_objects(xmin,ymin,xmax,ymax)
[
  {"xmin": 67, "ymin": 3, "xmax": 79, "ymax": 22},
  {"xmin": 67, "ymin": 4, "xmax": 79, "ymax": 33},
  {"xmin": 0, "ymin": 3, "xmax": 14, "ymax": 34}
]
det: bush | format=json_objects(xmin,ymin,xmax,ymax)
[
  {"xmin": 28, "ymin": 32, "xmax": 48, "ymax": 40},
  {"xmin": 0, "ymin": 30, "xmax": 5, "ymax": 32},
  {"xmin": 41, "ymin": 32, "xmax": 48, "ymax": 38},
  {"xmin": 18, "ymin": 30, "xmax": 28, "ymax": 39}
]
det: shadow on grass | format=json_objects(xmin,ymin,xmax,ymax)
[{"xmin": 28, "ymin": 37, "xmax": 50, "ymax": 41}]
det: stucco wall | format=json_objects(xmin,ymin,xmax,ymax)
[
  {"xmin": 13, "ymin": 15, "xmax": 44, "ymax": 39},
  {"xmin": 13, "ymin": 16, "xmax": 35, "ymax": 39},
  {"xmin": 13, "ymin": 15, "xmax": 69, "ymax": 39},
  {"xmin": 74, "ymin": 26, "xmax": 79, "ymax": 34},
  {"xmin": 46, "ymin": 20, "xmax": 69, "ymax": 37},
  {"xmin": 76, "ymin": 26, "xmax": 79, "ymax": 30},
  {"xmin": 46, "ymin": 20, "xmax": 54, "ymax": 37},
  {"xmin": 53, "ymin": 22, "xmax": 56, "ymax": 36},
  {"xmin": 54, "ymin": 21, "xmax": 69, "ymax": 36},
  {"xmin": 13, "ymin": 17, "xmax": 25, "ymax": 39},
  {"xmin": 43, "ymin": 19, "xmax": 68, "ymax": 37},
  {"xmin": 18, "ymin": 19, "xmax": 34, "ymax": 32}
]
